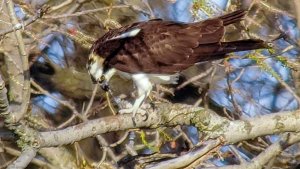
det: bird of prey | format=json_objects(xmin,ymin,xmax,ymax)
[{"xmin": 87, "ymin": 10, "xmax": 269, "ymax": 116}]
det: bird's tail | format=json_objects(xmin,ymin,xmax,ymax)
[
  {"xmin": 219, "ymin": 9, "xmax": 247, "ymax": 26},
  {"xmin": 220, "ymin": 39, "xmax": 271, "ymax": 53},
  {"xmin": 193, "ymin": 39, "xmax": 271, "ymax": 62}
]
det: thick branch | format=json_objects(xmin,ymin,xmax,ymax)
[
  {"xmin": 38, "ymin": 104, "xmax": 197, "ymax": 147},
  {"xmin": 33, "ymin": 104, "xmax": 300, "ymax": 148},
  {"xmin": 6, "ymin": 0, "xmax": 30, "ymax": 123}
]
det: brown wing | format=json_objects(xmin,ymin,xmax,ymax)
[
  {"xmin": 92, "ymin": 10, "xmax": 266, "ymax": 74},
  {"xmin": 106, "ymin": 18, "xmax": 225, "ymax": 74}
]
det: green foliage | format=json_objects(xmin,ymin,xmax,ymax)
[
  {"xmin": 158, "ymin": 128, "xmax": 173, "ymax": 142},
  {"xmin": 275, "ymin": 55, "xmax": 297, "ymax": 71},
  {"xmin": 248, "ymin": 52, "xmax": 282, "ymax": 81},
  {"xmin": 192, "ymin": 0, "xmax": 224, "ymax": 19},
  {"xmin": 192, "ymin": 0, "xmax": 213, "ymax": 16},
  {"xmin": 140, "ymin": 130, "xmax": 159, "ymax": 152}
]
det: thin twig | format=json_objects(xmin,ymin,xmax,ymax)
[
  {"xmin": 83, "ymin": 85, "xmax": 98, "ymax": 116},
  {"xmin": 109, "ymin": 131, "xmax": 130, "ymax": 147},
  {"xmin": 31, "ymin": 79, "xmax": 86, "ymax": 121},
  {"xmin": 225, "ymin": 62, "xmax": 243, "ymax": 117},
  {"xmin": 229, "ymin": 145, "xmax": 247, "ymax": 164},
  {"xmin": 0, "ymin": 8, "xmax": 44, "ymax": 36},
  {"xmin": 49, "ymin": 0, "xmax": 74, "ymax": 12},
  {"xmin": 44, "ymin": 5, "xmax": 130, "ymax": 19},
  {"xmin": 146, "ymin": 139, "xmax": 222, "ymax": 169},
  {"xmin": 177, "ymin": 66, "xmax": 215, "ymax": 90},
  {"xmin": 256, "ymin": 53, "xmax": 300, "ymax": 104},
  {"xmin": 213, "ymin": 133, "xmax": 300, "ymax": 169}
]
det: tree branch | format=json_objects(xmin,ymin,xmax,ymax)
[
  {"xmin": 6, "ymin": 147, "xmax": 38, "ymax": 169},
  {"xmin": 44, "ymin": 5, "xmax": 130, "ymax": 19},
  {"xmin": 145, "ymin": 139, "xmax": 222, "ymax": 169},
  {"xmin": 23, "ymin": 103, "xmax": 300, "ymax": 148},
  {"xmin": 208, "ymin": 132, "xmax": 300, "ymax": 169},
  {"xmin": 5, "ymin": 0, "xmax": 30, "ymax": 123},
  {"xmin": 0, "ymin": 8, "xmax": 44, "ymax": 36},
  {"xmin": 294, "ymin": 0, "xmax": 300, "ymax": 32},
  {"xmin": 0, "ymin": 73, "xmax": 9, "ymax": 117}
]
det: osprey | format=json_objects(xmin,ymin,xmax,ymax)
[{"xmin": 87, "ymin": 10, "xmax": 268, "ymax": 116}]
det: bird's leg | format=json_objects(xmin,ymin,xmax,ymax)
[
  {"xmin": 119, "ymin": 74, "xmax": 152, "ymax": 117},
  {"xmin": 100, "ymin": 68, "xmax": 116, "ymax": 91}
]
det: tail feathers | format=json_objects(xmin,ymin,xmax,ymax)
[
  {"xmin": 220, "ymin": 39, "xmax": 269, "ymax": 52},
  {"xmin": 219, "ymin": 10, "xmax": 247, "ymax": 26},
  {"xmin": 192, "ymin": 39, "xmax": 270, "ymax": 63}
]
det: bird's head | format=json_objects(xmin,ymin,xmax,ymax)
[{"xmin": 86, "ymin": 52, "xmax": 105, "ymax": 84}]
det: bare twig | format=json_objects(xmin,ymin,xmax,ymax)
[
  {"xmin": 0, "ymin": 8, "xmax": 45, "ymax": 36},
  {"xmin": 30, "ymin": 79, "xmax": 86, "ymax": 121},
  {"xmin": 120, "ymin": 0, "xmax": 151, "ymax": 17},
  {"xmin": 83, "ymin": 85, "xmax": 98, "ymax": 116},
  {"xmin": 44, "ymin": 5, "xmax": 130, "ymax": 19},
  {"xmin": 109, "ymin": 131, "xmax": 130, "ymax": 147},
  {"xmin": 49, "ymin": 0, "xmax": 74, "ymax": 12},
  {"xmin": 259, "ymin": 1, "xmax": 295, "ymax": 18},
  {"xmin": 143, "ymin": 0, "xmax": 155, "ymax": 18},
  {"xmin": 212, "ymin": 133, "xmax": 300, "ymax": 169},
  {"xmin": 95, "ymin": 135, "xmax": 118, "ymax": 162},
  {"xmin": 31, "ymin": 80, "xmax": 118, "ymax": 162},
  {"xmin": 145, "ymin": 139, "xmax": 222, "ymax": 169},
  {"xmin": 225, "ymin": 62, "xmax": 243, "ymax": 117},
  {"xmin": 177, "ymin": 66, "xmax": 215, "ymax": 90},
  {"xmin": 176, "ymin": 126, "xmax": 194, "ymax": 149},
  {"xmin": 229, "ymin": 145, "xmax": 247, "ymax": 164}
]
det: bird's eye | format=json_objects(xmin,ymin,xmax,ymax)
[{"xmin": 100, "ymin": 75, "xmax": 105, "ymax": 83}]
